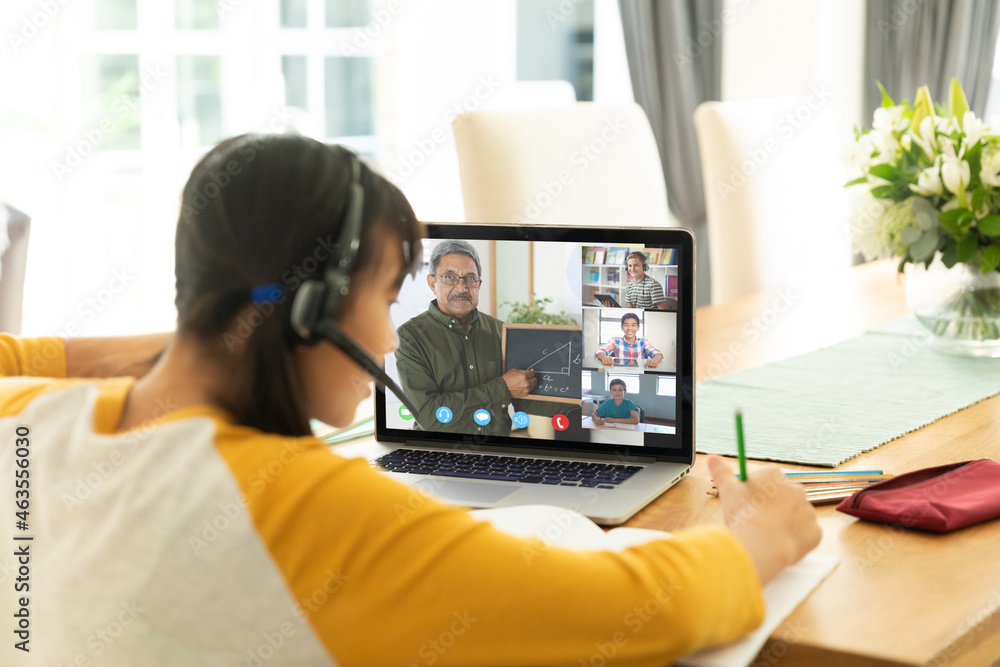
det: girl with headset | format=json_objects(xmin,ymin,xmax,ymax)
[{"xmin": 0, "ymin": 134, "xmax": 819, "ymax": 665}]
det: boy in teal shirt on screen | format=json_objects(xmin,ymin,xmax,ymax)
[{"xmin": 593, "ymin": 378, "xmax": 639, "ymax": 425}]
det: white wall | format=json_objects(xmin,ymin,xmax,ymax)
[
  {"xmin": 593, "ymin": 0, "xmax": 633, "ymax": 104},
  {"xmin": 643, "ymin": 310, "xmax": 676, "ymax": 372},
  {"xmin": 528, "ymin": 241, "xmax": 582, "ymax": 321},
  {"xmin": 389, "ymin": 0, "xmax": 518, "ymax": 222},
  {"xmin": 722, "ymin": 0, "xmax": 866, "ymax": 140}
]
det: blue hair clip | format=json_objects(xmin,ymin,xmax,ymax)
[{"xmin": 250, "ymin": 283, "xmax": 284, "ymax": 304}]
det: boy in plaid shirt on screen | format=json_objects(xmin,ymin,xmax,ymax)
[{"xmin": 595, "ymin": 312, "xmax": 663, "ymax": 369}]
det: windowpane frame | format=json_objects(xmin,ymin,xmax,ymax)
[{"xmin": 47, "ymin": 0, "xmax": 387, "ymax": 335}]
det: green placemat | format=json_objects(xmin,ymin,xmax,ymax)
[
  {"xmin": 695, "ymin": 316, "xmax": 1000, "ymax": 467},
  {"xmin": 318, "ymin": 417, "xmax": 375, "ymax": 446}
]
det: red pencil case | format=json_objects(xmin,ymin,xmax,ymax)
[{"xmin": 836, "ymin": 459, "xmax": 1000, "ymax": 533}]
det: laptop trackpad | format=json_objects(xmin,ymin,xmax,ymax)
[{"xmin": 413, "ymin": 479, "xmax": 519, "ymax": 505}]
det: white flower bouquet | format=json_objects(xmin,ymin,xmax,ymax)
[
  {"xmin": 846, "ymin": 79, "xmax": 1000, "ymax": 344},
  {"xmin": 847, "ymin": 79, "xmax": 1000, "ymax": 271}
]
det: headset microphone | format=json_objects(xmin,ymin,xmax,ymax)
[
  {"xmin": 288, "ymin": 148, "xmax": 421, "ymax": 421},
  {"xmin": 315, "ymin": 320, "xmax": 420, "ymax": 419}
]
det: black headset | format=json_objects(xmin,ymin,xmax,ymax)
[{"xmin": 288, "ymin": 149, "xmax": 420, "ymax": 419}]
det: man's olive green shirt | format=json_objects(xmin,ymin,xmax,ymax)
[{"xmin": 395, "ymin": 301, "xmax": 514, "ymax": 435}]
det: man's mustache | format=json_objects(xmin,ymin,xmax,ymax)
[{"xmin": 449, "ymin": 294, "xmax": 472, "ymax": 301}]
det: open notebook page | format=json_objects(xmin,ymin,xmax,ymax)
[{"xmin": 470, "ymin": 505, "xmax": 837, "ymax": 667}]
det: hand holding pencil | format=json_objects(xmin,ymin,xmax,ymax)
[{"xmin": 707, "ymin": 455, "xmax": 822, "ymax": 586}]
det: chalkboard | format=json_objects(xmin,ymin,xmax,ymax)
[{"xmin": 501, "ymin": 324, "xmax": 583, "ymax": 404}]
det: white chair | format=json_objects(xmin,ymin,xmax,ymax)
[
  {"xmin": 452, "ymin": 103, "xmax": 670, "ymax": 227},
  {"xmin": 0, "ymin": 204, "xmax": 30, "ymax": 334},
  {"xmin": 693, "ymin": 97, "xmax": 853, "ymax": 304}
]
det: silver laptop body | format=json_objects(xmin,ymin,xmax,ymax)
[{"xmin": 355, "ymin": 224, "xmax": 696, "ymax": 526}]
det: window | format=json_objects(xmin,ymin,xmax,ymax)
[
  {"xmin": 176, "ymin": 0, "xmax": 219, "ymax": 30},
  {"xmin": 656, "ymin": 375, "xmax": 675, "ymax": 396},
  {"xmin": 582, "ymin": 371, "xmax": 592, "ymax": 392},
  {"xmin": 598, "ymin": 311, "xmax": 643, "ymax": 344},
  {"xmin": 608, "ymin": 374, "xmax": 639, "ymax": 395},
  {"xmin": 16, "ymin": 1, "xmax": 631, "ymax": 336},
  {"xmin": 516, "ymin": 0, "xmax": 595, "ymax": 100},
  {"xmin": 96, "ymin": 0, "xmax": 138, "ymax": 29},
  {"xmin": 32, "ymin": 0, "xmax": 385, "ymax": 335},
  {"xmin": 176, "ymin": 55, "xmax": 223, "ymax": 149},
  {"xmin": 276, "ymin": 0, "xmax": 378, "ymax": 150}
]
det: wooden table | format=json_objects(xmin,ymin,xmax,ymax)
[{"xmin": 626, "ymin": 260, "xmax": 1000, "ymax": 666}]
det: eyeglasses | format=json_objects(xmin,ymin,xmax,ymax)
[{"xmin": 435, "ymin": 273, "xmax": 482, "ymax": 288}]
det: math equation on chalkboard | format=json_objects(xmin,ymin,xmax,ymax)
[{"xmin": 501, "ymin": 324, "xmax": 583, "ymax": 404}]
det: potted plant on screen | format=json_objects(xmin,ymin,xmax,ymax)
[
  {"xmin": 846, "ymin": 78, "xmax": 1000, "ymax": 356},
  {"xmin": 501, "ymin": 294, "xmax": 578, "ymax": 325}
]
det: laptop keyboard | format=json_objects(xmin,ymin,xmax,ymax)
[{"xmin": 374, "ymin": 449, "xmax": 643, "ymax": 489}]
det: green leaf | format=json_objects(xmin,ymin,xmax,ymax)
[
  {"xmin": 957, "ymin": 233, "xmax": 979, "ymax": 262},
  {"xmin": 941, "ymin": 241, "xmax": 959, "ymax": 268},
  {"xmin": 877, "ymin": 81, "xmax": 895, "ymax": 108},
  {"xmin": 967, "ymin": 152, "xmax": 983, "ymax": 192},
  {"xmin": 871, "ymin": 184, "xmax": 911, "ymax": 202},
  {"xmin": 981, "ymin": 245, "xmax": 1000, "ymax": 273},
  {"xmin": 909, "ymin": 229, "xmax": 939, "ymax": 261},
  {"xmin": 843, "ymin": 175, "xmax": 868, "ymax": 187},
  {"xmin": 977, "ymin": 215, "xmax": 1000, "ymax": 237},
  {"xmin": 911, "ymin": 85, "xmax": 935, "ymax": 134},
  {"xmin": 939, "ymin": 208, "xmax": 974, "ymax": 236},
  {"xmin": 971, "ymin": 186, "xmax": 987, "ymax": 213},
  {"xmin": 868, "ymin": 163, "xmax": 898, "ymax": 181},
  {"xmin": 948, "ymin": 78, "xmax": 970, "ymax": 128},
  {"xmin": 900, "ymin": 225, "xmax": 923, "ymax": 244},
  {"xmin": 914, "ymin": 204, "xmax": 937, "ymax": 230},
  {"xmin": 502, "ymin": 293, "xmax": 578, "ymax": 325},
  {"xmin": 940, "ymin": 208, "xmax": 969, "ymax": 224}
]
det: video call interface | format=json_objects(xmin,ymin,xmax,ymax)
[{"xmin": 382, "ymin": 238, "xmax": 684, "ymax": 450}]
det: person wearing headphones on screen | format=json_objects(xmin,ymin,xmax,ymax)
[
  {"xmin": 0, "ymin": 133, "xmax": 820, "ymax": 666},
  {"xmin": 624, "ymin": 250, "xmax": 669, "ymax": 310}
]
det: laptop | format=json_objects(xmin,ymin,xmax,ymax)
[{"xmin": 353, "ymin": 223, "xmax": 695, "ymax": 525}]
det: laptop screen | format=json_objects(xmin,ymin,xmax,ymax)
[{"xmin": 376, "ymin": 224, "xmax": 694, "ymax": 462}]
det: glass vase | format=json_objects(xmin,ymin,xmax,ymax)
[{"xmin": 904, "ymin": 258, "xmax": 1000, "ymax": 357}]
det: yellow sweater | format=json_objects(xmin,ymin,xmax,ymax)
[{"xmin": 0, "ymin": 335, "xmax": 764, "ymax": 666}]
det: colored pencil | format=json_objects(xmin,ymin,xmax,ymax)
[{"xmin": 735, "ymin": 409, "xmax": 747, "ymax": 482}]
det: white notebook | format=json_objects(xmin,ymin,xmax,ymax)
[{"xmin": 471, "ymin": 505, "xmax": 838, "ymax": 667}]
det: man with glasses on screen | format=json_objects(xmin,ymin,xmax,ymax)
[{"xmin": 395, "ymin": 240, "xmax": 541, "ymax": 434}]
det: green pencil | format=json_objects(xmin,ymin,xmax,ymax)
[{"xmin": 735, "ymin": 409, "xmax": 748, "ymax": 481}]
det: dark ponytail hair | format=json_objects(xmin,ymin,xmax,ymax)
[{"xmin": 174, "ymin": 133, "xmax": 421, "ymax": 436}]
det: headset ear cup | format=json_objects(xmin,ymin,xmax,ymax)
[{"xmin": 290, "ymin": 280, "xmax": 327, "ymax": 341}]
